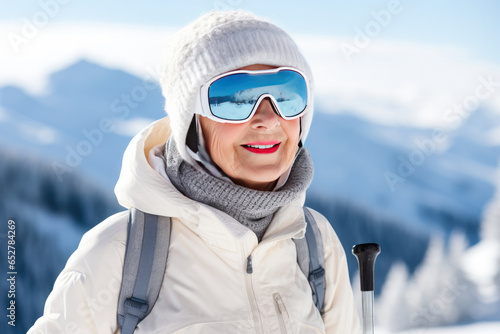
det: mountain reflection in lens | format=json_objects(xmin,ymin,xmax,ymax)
[{"xmin": 208, "ymin": 69, "xmax": 307, "ymax": 121}]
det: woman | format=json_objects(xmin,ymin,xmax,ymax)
[{"xmin": 29, "ymin": 10, "xmax": 361, "ymax": 333}]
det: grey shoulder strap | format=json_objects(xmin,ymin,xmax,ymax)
[
  {"xmin": 117, "ymin": 208, "xmax": 172, "ymax": 334},
  {"xmin": 294, "ymin": 207, "xmax": 326, "ymax": 314}
]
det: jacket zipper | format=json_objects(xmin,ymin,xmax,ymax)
[
  {"xmin": 244, "ymin": 254, "xmax": 263, "ymax": 334},
  {"xmin": 246, "ymin": 255, "xmax": 253, "ymax": 274},
  {"xmin": 273, "ymin": 293, "xmax": 292, "ymax": 334}
]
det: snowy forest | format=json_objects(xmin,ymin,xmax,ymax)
[{"xmin": 1, "ymin": 59, "xmax": 499, "ymax": 333}]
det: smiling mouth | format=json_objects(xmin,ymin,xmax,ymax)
[{"xmin": 241, "ymin": 142, "xmax": 281, "ymax": 154}]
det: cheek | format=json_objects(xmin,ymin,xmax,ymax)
[
  {"xmin": 205, "ymin": 124, "xmax": 243, "ymax": 166},
  {"xmin": 210, "ymin": 134, "xmax": 233, "ymax": 160},
  {"xmin": 284, "ymin": 119, "xmax": 301, "ymax": 147}
]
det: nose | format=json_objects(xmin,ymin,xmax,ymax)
[{"xmin": 250, "ymin": 98, "xmax": 280, "ymax": 131}]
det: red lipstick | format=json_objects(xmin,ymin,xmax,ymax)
[{"xmin": 241, "ymin": 141, "xmax": 281, "ymax": 154}]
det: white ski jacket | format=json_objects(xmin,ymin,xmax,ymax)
[{"xmin": 28, "ymin": 118, "xmax": 361, "ymax": 334}]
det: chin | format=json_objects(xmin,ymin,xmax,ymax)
[
  {"xmin": 229, "ymin": 164, "xmax": 290, "ymax": 189},
  {"xmin": 245, "ymin": 169, "xmax": 283, "ymax": 184}
]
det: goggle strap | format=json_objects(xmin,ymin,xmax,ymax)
[{"xmin": 186, "ymin": 116, "xmax": 199, "ymax": 154}]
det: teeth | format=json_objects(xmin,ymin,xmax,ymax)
[{"xmin": 246, "ymin": 144, "xmax": 277, "ymax": 149}]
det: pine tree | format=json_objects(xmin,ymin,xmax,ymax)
[
  {"xmin": 447, "ymin": 231, "xmax": 478, "ymax": 323},
  {"xmin": 376, "ymin": 261, "xmax": 410, "ymax": 331},
  {"xmin": 405, "ymin": 235, "xmax": 447, "ymax": 328},
  {"xmin": 394, "ymin": 232, "xmax": 476, "ymax": 329},
  {"xmin": 479, "ymin": 161, "xmax": 500, "ymax": 302}
]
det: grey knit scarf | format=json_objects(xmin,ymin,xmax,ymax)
[{"xmin": 164, "ymin": 138, "xmax": 314, "ymax": 241}]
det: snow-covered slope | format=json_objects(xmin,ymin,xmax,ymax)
[{"xmin": 377, "ymin": 321, "xmax": 500, "ymax": 334}]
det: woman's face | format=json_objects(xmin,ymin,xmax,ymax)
[{"xmin": 199, "ymin": 64, "xmax": 301, "ymax": 191}]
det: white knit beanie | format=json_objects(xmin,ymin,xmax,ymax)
[{"xmin": 160, "ymin": 10, "xmax": 314, "ymax": 165}]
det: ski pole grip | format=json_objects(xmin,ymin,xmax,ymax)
[{"xmin": 352, "ymin": 243, "xmax": 381, "ymax": 292}]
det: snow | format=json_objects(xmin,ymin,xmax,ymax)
[
  {"xmin": 1, "ymin": 38, "xmax": 500, "ymax": 331},
  {"xmin": 377, "ymin": 322, "xmax": 500, "ymax": 333},
  {"xmin": 463, "ymin": 240, "xmax": 500, "ymax": 300},
  {"xmin": 0, "ymin": 147, "xmax": 121, "ymax": 333},
  {"xmin": 307, "ymin": 110, "xmax": 499, "ymax": 241}
]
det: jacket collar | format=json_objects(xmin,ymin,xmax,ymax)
[{"xmin": 114, "ymin": 117, "xmax": 307, "ymax": 251}]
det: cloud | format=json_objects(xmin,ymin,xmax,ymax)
[
  {"xmin": 0, "ymin": 21, "xmax": 174, "ymax": 94},
  {"xmin": 112, "ymin": 117, "xmax": 156, "ymax": 137},
  {"xmin": 1, "ymin": 21, "xmax": 499, "ymax": 128},
  {"xmin": 295, "ymin": 34, "xmax": 500, "ymax": 127}
]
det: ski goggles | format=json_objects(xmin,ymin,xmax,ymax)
[{"xmin": 194, "ymin": 67, "xmax": 310, "ymax": 123}]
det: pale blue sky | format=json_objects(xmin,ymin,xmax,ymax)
[{"xmin": 1, "ymin": 0, "xmax": 499, "ymax": 65}]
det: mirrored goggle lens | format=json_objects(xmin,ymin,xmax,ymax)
[{"xmin": 208, "ymin": 69, "xmax": 308, "ymax": 121}]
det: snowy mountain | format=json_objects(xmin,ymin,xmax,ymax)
[
  {"xmin": 0, "ymin": 59, "xmax": 165, "ymax": 188},
  {"xmin": 375, "ymin": 163, "xmax": 500, "ymax": 331},
  {"xmin": 0, "ymin": 146, "xmax": 120, "ymax": 334},
  {"xmin": 307, "ymin": 110, "xmax": 500, "ymax": 245},
  {"xmin": 1, "ymin": 59, "xmax": 499, "ymax": 332},
  {"xmin": 2, "ymin": 59, "xmax": 497, "ymax": 242}
]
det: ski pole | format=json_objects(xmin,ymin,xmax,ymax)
[{"xmin": 352, "ymin": 243, "xmax": 381, "ymax": 334}]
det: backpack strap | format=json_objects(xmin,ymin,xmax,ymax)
[
  {"xmin": 117, "ymin": 208, "xmax": 172, "ymax": 334},
  {"xmin": 294, "ymin": 207, "xmax": 326, "ymax": 314},
  {"xmin": 116, "ymin": 206, "xmax": 324, "ymax": 332}
]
